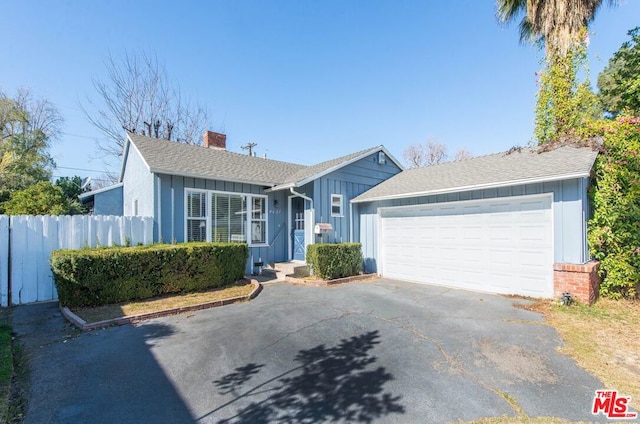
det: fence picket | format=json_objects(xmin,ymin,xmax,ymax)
[
  {"xmin": 11, "ymin": 216, "xmax": 27, "ymax": 305},
  {"xmin": 0, "ymin": 215, "xmax": 153, "ymax": 305},
  {"xmin": 0, "ymin": 216, "xmax": 9, "ymax": 307}
]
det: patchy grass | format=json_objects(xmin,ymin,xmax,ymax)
[
  {"xmin": 0, "ymin": 308, "xmax": 27, "ymax": 424},
  {"xmin": 71, "ymin": 282, "xmax": 255, "ymax": 324},
  {"xmin": 523, "ymin": 297, "xmax": 640, "ymax": 411},
  {"xmin": 0, "ymin": 311, "xmax": 12, "ymax": 423}
]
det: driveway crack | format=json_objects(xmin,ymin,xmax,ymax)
[
  {"xmin": 252, "ymin": 311, "xmax": 352, "ymax": 355},
  {"xmin": 368, "ymin": 313, "xmax": 525, "ymax": 418}
]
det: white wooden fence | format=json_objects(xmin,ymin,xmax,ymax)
[{"xmin": 0, "ymin": 215, "xmax": 153, "ymax": 306}]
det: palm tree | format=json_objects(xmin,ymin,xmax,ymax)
[
  {"xmin": 497, "ymin": 0, "xmax": 616, "ymax": 144},
  {"xmin": 497, "ymin": 0, "xmax": 617, "ymax": 56}
]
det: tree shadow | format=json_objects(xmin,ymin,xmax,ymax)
[{"xmin": 209, "ymin": 330, "xmax": 404, "ymax": 423}]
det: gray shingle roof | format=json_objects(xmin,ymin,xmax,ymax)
[
  {"xmin": 128, "ymin": 133, "xmax": 306, "ymax": 186},
  {"xmin": 127, "ymin": 133, "xmax": 388, "ymax": 188},
  {"xmin": 352, "ymin": 145, "xmax": 598, "ymax": 203}
]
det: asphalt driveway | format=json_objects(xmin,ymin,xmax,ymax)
[{"xmin": 12, "ymin": 279, "xmax": 605, "ymax": 423}]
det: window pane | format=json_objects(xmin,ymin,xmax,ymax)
[
  {"xmin": 229, "ymin": 195, "xmax": 246, "ymax": 242},
  {"xmin": 187, "ymin": 219, "xmax": 207, "ymax": 242},
  {"xmin": 250, "ymin": 196, "xmax": 266, "ymax": 244},
  {"xmin": 331, "ymin": 195, "xmax": 342, "ymax": 215},
  {"xmin": 187, "ymin": 192, "xmax": 206, "ymax": 218},
  {"xmin": 251, "ymin": 221, "xmax": 265, "ymax": 244},
  {"xmin": 213, "ymin": 194, "xmax": 230, "ymax": 242},
  {"xmin": 252, "ymin": 197, "xmax": 264, "ymax": 220}
]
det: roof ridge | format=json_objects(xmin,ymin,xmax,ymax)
[{"xmin": 128, "ymin": 133, "xmax": 308, "ymax": 168}]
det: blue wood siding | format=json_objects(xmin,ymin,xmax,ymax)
[
  {"xmin": 122, "ymin": 145, "xmax": 154, "ymax": 218},
  {"xmin": 310, "ymin": 151, "xmax": 402, "ymax": 244},
  {"xmin": 357, "ymin": 177, "xmax": 591, "ymax": 272},
  {"xmin": 156, "ymin": 174, "xmax": 288, "ymax": 274},
  {"xmin": 93, "ymin": 185, "xmax": 123, "ymax": 216}
]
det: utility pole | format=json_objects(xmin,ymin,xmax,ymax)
[{"xmin": 241, "ymin": 142, "xmax": 257, "ymax": 156}]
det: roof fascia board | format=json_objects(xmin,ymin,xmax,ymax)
[
  {"xmin": 267, "ymin": 146, "xmax": 403, "ymax": 193},
  {"xmin": 380, "ymin": 146, "xmax": 405, "ymax": 171},
  {"xmin": 118, "ymin": 136, "xmax": 130, "ymax": 183},
  {"xmin": 149, "ymin": 168, "xmax": 276, "ymax": 189},
  {"xmin": 295, "ymin": 146, "xmax": 393, "ymax": 188},
  {"xmin": 351, "ymin": 172, "xmax": 591, "ymax": 204},
  {"xmin": 78, "ymin": 183, "xmax": 124, "ymax": 200},
  {"xmin": 120, "ymin": 134, "xmax": 152, "ymax": 182}
]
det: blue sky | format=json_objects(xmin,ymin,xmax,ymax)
[{"xmin": 2, "ymin": 1, "xmax": 639, "ymax": 183}]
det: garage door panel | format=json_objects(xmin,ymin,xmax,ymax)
[{"xmin": 380, "ymin": 195, "xmax": 553, "ymax": 298}]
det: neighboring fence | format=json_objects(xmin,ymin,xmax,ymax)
[{"xmin": 0, "ymin": 215, "xmax": 154, "ymax": 307}]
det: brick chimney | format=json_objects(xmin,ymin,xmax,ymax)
[{"xmin": 203, "ymin": 131, "xmax": 226, "ymax": 150}]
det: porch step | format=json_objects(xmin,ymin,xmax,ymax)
[{"xmin": 262, "ymin": 262, "xmax": 309, "ymax": 281}]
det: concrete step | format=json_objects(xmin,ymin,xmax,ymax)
[{"xmin": 263, "ymin": 262, "xmax": 309, "ymax": 281}]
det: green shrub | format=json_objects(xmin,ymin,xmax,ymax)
[
  {"xmin": 51, "ymin": 242, "xmax": 248, "ymax": 307},
  {"xmin": 306, "ymin": 243, "xmax": 363, "ymax": 280},
  {"xmin": 585, "ymin": 116, "xmax": 640, "ymax": 299}
]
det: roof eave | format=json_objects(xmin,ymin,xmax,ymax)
[
  {"xmin": 78, "ymin": 182, "xmax": 124, "ymax": 202},
  {"xmin": 149, "ymin": 168, "xmax": 278, "ymax": 188},
  {"xmin": 265, "ymin": 183, "xmax": 296, "ymax": 193},
  {"xmin": 269, "ymin": 146, "xmax": 402, "ymax": 191},
  {"xmin": 351, "ymin": 171, "xmax": 592, "ymax": 204}
]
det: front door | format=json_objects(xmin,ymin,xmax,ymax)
[{"xmin": 292, "ymin": 197, "xmax": 305, "ymax": 261}]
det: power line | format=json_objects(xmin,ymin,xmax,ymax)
[
  {"xmin": 56, "ymin": 165, "xmax": 109, "ymax": 173},
  {"xmin": 60, "ymin": 131, "xmax": 99, "ymax": 140}
]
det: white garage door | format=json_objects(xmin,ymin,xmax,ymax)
[{"xmin": 380, "ymin": 194, "xmax": 553, "ymax": 298}]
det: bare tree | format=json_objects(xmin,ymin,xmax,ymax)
[
  {"xmin": 453, "ymin": 148, "xmax": 473, "ymax": 161},
  {"xmin": 82, "ymin": 51, "xmax": 210, "ymax": 159},
  {"xmin": 402, "ymin": 143, "xmax": 427, "ymax": 168},
  {"xmin": 403, "ymin": 140, "xmax": 449, "ymax": 168},
  {"xmin": 403, "ymin": 140, "xmax": 473, "ymax": 168},
  {"xmin": 1, "ymin": 88, "xmax": 62, "ymax": 141},
  {"xmin": 424, "ymin": 141, "xmax": 448, "ymax": 166}
]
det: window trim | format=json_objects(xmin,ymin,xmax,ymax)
[
  {"xmin": 331, "ymin": 194, "xmax": 343, "ymax": 217},
  {"xmin": 184, "ymin": 188, "xmax": 268, "ymax": 246}
]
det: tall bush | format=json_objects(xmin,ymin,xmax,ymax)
[
  {"xmin": 586, "ymin": 116, "xmax": 640, "ymax": 298},
  {"xmin": 306, "ymin": 243, "xmax": 363, "ymax": 280},
  {"xmin": 51, "ymin": 242, "xmax": 248, "ymax": 307}
]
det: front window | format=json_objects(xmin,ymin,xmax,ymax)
[
  {"xmin": 186, "ymin": 190, "xmax": 267, "ymax": 245},
  {"xmin": 251, "ymin": 197, "xmax": 266, "ymax": 244},
  {"xmin": 213, "ymin": 193, "xmax": 246, "ymax": 242},
  {"xmin": 186, "ymin": 191, "xmax": 207, "ymax": 242}
]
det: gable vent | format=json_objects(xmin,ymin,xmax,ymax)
[{"xmin": 378, "ymin": 151, "xmax": 386, "ymax": 165}]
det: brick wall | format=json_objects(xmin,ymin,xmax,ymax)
[{"xmin": 553, "ymin": 261, "xmax": 600, "ymax": 305}]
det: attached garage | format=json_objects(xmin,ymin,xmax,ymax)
[
  {"xmin": 379, "ymin": 195, "xmax": 553, "ymax": 297},
  {"xmin": 353, "ymin": 145, "xmax": 599, "ymax": 299}
]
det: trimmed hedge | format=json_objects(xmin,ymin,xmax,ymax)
[
  {"xmin": 306, "ymin": 243, "xmax": 363, "ymax": 280},
  {"xmin": 51, "ymin": 242, "xmax": 248, "ymax": 307}
]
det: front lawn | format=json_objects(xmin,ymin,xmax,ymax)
[{"xmin": 0, "ymin": 314, "xmax": 13, "ymax": 422}]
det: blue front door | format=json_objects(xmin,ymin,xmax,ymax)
[
  {"xmin": 292, "ymin": 201, "xmax": 305, "ymax": 260},
  {"xmin": 293, "ymin": 229, "xmax": 305, "ymax": 261}
]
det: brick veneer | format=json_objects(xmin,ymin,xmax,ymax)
[{"xmin": 553, "ymin": 261, "xmax": 600, "ymax": 305}]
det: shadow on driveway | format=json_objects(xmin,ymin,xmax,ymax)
[
  {"xmin": 203, "ymin": 330, "xmax": 405, "ymax": 423},
  {"xmin": 11, "ymin": 302, "xmax": 196, "ymax": 423}
]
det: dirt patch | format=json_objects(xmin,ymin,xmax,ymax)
[
  {"xmin": 518, "ymin": 298, "xmax": 640, "ymax": 410},
  {"xmin": 72, "ymin": 282, "xmax": 255, "ymax": 324},
  {"xmin": 475, "ymin": 338, "xmax": 559, "ymax": 385}
]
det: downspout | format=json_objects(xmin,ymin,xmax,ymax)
[{"xmin": 349, "ymin": 201, "xmax": 353, "ymax": 242}]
